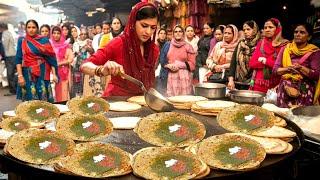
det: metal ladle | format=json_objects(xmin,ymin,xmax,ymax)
[{"xmin": 120, "ymin": 72, "xmax": 174, "ymax": 112}]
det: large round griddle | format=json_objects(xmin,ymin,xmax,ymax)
[{"xmin": 0, "ymin": 97, "xmax": 304, "ymax": 179}]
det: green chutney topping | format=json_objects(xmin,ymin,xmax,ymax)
[
  {"xmin": 80, "ymin": 150, "xmax": 122, "ymax": 174},
  {"xmin": 151, "ymin": 154, "xmax": 194, "ymax": 178},
  {"xmin": 70, "ymin": 118, "xmax": 106, "ymax": 138},
  {"xmin": 233, "ymin": 111, "xmax": 269, "ymax": 131},
  {"xmin": 214, "ymin": 142, "xmax": 257, "ymax": 166},
  {"xmin": 155, "ymin": 119, "xmax": 199, "ymax": 144},
  {"xmin": 25, "ymin": 136, "xmax": 68, "ymax": 161}
]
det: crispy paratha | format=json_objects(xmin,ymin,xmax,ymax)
[
  {"xmin": 57, "ymin": 142, "xmax": 132, "ymax": 178},
  {"xmin": 56, "ymin": 114, "xmax": 113, "ymax": 141},
  {"xmin": 197, "ymin": 134, "xmax": 266, "ymax": 171},
  {"xmin": 132, "ymin": 147, "xmax": 207, "ymax": 179},
  {"xmin": 67, "ymin": 96, "xmax": 109, "ymax": 115},
  {"xmin": 0, "ymin": 117, "xmax": 31, "ymax": 132},
  {"xmin": 217, "ymin": 104, "xmax": 275, "ymax": 134},
  {"xmin": 6, "ymin": 129, "xmax": 75, "ymax": 165},
  {"xmin": 135, "ymin": 112, "xmax": 206, "ymax": 147},
  {"xmin": 15, "ymin": 100, "xmax": 60, "ymax": 125}
]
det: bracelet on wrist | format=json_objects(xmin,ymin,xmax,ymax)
[{"xmin": 95, "ymin": 66, "xmax": 104, "ymax": 77}]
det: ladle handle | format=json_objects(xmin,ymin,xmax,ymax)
[{"xmin": 119, "ymin": 72, "xmax": 147, "ymax": 92}]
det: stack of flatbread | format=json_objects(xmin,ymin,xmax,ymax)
[
  {"xmin": 15, "ymin": 100, "xmax": 60, "ymax": 127},
  {"xmin": 224, "ymin": 133, "xmax": 294, "ymax": 154},
  {"xmin": 55, "ymin": 142, "xmax": 132, "ymax": 178},
  {"xmin": 56, "ymin": 114, "xmax": 113, "ymax": 141},
  {"xmin": 188, "ymin": 134, "xmax": 266, "ymax": 171},
  {"xmin": 134, "ymin": 112, "xmax": 206, "ymax": 147},
  {"xmin": 4, "ymin": 129, "xmax": 75, "ymax": 165},
  {"xmin": 168, "ymin": 95, "xmax": 207, "ymax": 109},
  {"xmin": 217, "ymin": 104, "xmax": 297, "ymax": 154},
  {"xmin": 191, "ymin": 100, "xmax": 238, "ymax": 116},
  {"xmin": 0, "ymin": 117, "xmax": 31, "ymax": 144},
  {"xmin": 67, "ymin": 96, "xmax": 109, "ymax": 116},
  {"xmin": 262, "ymin": 103, "xmax": 291, "ymax": 118},
  {"xmin": 127, "ymin": 96, "xmax": 147, "ymax": 106},
  {"xmin": 132, "ymin": 147, "xmax": 210, "ymax": 179},
  {"xmin": 109, "ymin": 101, "xmax": 142, "ymax": 112}
]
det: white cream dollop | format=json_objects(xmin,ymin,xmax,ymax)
[
  {"xmin": 36, "ymin": 108, "xmax": 44, "ymax": 114},
  {"xmin": 244, "ymin": 114, "xmax": 255, "ymax": 122},
  {"xmin": 14, "ymin": 122, "xmax": 20, "ymax": 127},
  {"xmin": 39, "ymin": 141, "xmax": 51, "ymax": 150},
  {"xmin": 165, "ymin": 159, "xmax": 178, "ymax": 168},
  {"xmin": 229, "ymin": 146, "xmax": 242, "ymax": 155},
  {"xmin": 87, "ymin": 102, "xmax": 95, "ymax": 108},
  {"xmin": 168, "ymin": 124, "xmax": 181, "ymax": 133},
  {"xmin": 82, "ymin": 121, "xmax": 93, "ymax": 129},
  {"xmin": 93, "ymin": 154, "xmax": 106, "ymax": 163}
]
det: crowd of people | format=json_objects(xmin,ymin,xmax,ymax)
[{"xmin": 0, "ymin": 1, "xmax": 319, "ymax": 109}]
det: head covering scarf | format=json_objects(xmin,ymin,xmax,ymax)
[
  {"xmin": 171, "ymin": 25, "xmax": 186, "ymax": 48},
  {"xmin": 235, "ymin": 21, "xmax": 260, "ymax": 82},
  {"xmin": 212, "ymin": 24, "xmax": 239, "ymax": 65},
  {"xmin": 50, "ymin": 26, "xmax": 70, "ymax": 80},
  {"xmin": 22, "ymin": 33, "xmax": 57, "ymax": 78},
  {"xmin": 120, "ymin": 2, "xmax": 159, "ymax": 91}
]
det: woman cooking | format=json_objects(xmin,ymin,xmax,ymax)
[{"xmin": 81, "ymin": 2, "xmax": 159, "ymax": 96}]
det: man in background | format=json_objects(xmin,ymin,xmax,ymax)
[{"xmin": 0, "ymin": 23, "xmax": 17, "ymax": 96}]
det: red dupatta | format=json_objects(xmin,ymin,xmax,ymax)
[
  {"xmin": 120, "ymin": 2, "xmax": 159, "ymax": 92},
  {"xmin": 22, "ymin": 34, "xmax": 56, "ymax": 77}
]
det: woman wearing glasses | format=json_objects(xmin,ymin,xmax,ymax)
[
  {"xmin": 72, "ymin": 28, "xmax": 94, "ymax": 97},
  {"xmin": 160, "ymin": 25, "xmax": 196, "ymax": 96}
]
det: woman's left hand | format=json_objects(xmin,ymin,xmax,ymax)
[{"xmin": 214, "ymin": 65, "xmax": 223, "ymax": 72}]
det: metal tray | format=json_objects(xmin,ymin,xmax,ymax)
[{"xmin": 0, "ymin": 97, "xmax": 304, "ymax": 179}]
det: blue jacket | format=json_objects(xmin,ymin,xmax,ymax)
[{"xmin": 159, "ymin": 41, "xmax": 170, "ymax": 82}]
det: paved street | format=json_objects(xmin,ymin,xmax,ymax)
[{"xmin": 0, "ymin": 87, "xmax": 20, "ymax": 114}]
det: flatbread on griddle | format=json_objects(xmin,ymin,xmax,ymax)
[
  {"xmin": 0, "ymin": 117, "xmax": 31, "ymax": 132},
  {"xmin": 197, "ymin": 134, "xmax": 266, "ymax": 171},
  {"xmin": 217, "ymin": 104, "xmax": 275, "ymax": 134},
  {"xmin": 134, "ymin": 112, "xmax": 206, "ymax": 147},
  {"xmin": 56, "ymin": 142, "xmax": 132, "ymax": 178},
  {"xmin": 15, "ymin": 100, "xmax": 60, "ymax": 125},
  {"xmin": 67, "ymin": 96, "xmax": 109, "ymax": 115},
  {"xmin": 6, "ymin": 129, "xmax": 75, "ymax": 165},
  {"xmin": 127, "ymin": 96, "xmax": 147, "ymax": 106},
  {"xmin": 56, "ymin": 114, "xmax": 113, "ymax": 141},
  {"xmin": 109, "ymin": 101, "xmax": 142, "ymax": 112},
  {"xmin": 132, "ymin": 147, "xmax": 207, "ymax": 179}
]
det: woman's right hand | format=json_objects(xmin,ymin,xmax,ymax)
[
  {"xmin": 227, "ymin": 79, "xmax": 235, "ymax": 90},
  {"xmin": 102, "ymin": 61, "xmax": 124, "ymax": 76},
  {"xmin": 18, "ymin": 75, "xmax": 26, "ymax": 87}
]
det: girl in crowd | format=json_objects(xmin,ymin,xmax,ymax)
[
  {"xmin": 69, "ymin": 26, "xmax": 80, "ymax": 45},
  {"xmin": 249, "ymin": 18, "xmax": 288, "ymax": 93},
  {"xmin": 209, "ymin": 25, "xmax": 225, "ymax": 54},
  {"xmin": 161, "ymin": 25, "xmax": 196, "ymax": 96},
  {"xmin": 228, "ymin": 21, "xmax": 260, "ymax": 90},
  {"xmin": 185, "ymin": 25, "xmax": 199, "ymax": 52},
  {"xmin": 72, "ymin": 28, "xmax": 94, "ymax": 97},
  {"xmin": 156, "ymin": 28, "xmax": 167, "ymax": 51},
  {"xmin": 50, "ymin": 26, "xmax": 74, "ymax": 102},
  {"xmin": 274, "ymin": 23, "xmax": 320, "ymax": 107},
  {"xmin": 99, "ymin": 17, "xmax": 124, "ymax": 49},
  {"xmin": 81, "ymin": 2, "xmax": 159, "ymax": 96},
  {"xmin": 16, "ymin": 20, "xmax": 58, "ymax": 102},
  {"xmin": 194, "ymin": 23, "xmax": 214, "ymax": 83},
  {"xmin": 40, "ymin": 24, "xmax": 50, "ymax": 38},
  {"xmin": 62, "ymin": 23, "xmax": 71, "ymax": 42},
  {"xmin": 206, "ymin": 24, "xmax": 239, "ymax": 84}
]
